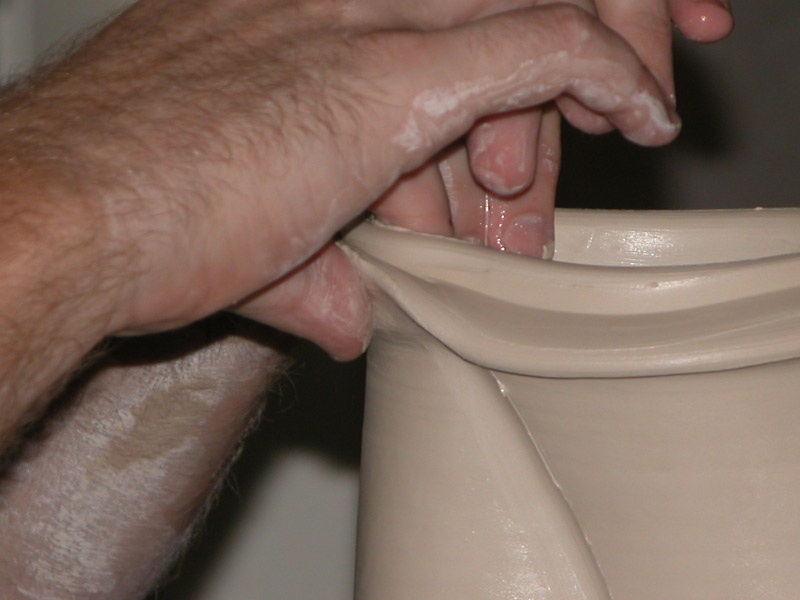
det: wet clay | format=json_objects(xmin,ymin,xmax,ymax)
[{"xmin": 343, "ymin": 209, "xmax": 800, "ymax": 600}]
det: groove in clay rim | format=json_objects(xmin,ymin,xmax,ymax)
[{"xmin": 343, "ymin": 209, "xmax": 800, "ymax": 378}]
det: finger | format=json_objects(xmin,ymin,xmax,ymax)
[
  {"xmin": 509, "ymin": 106, "xmax": 561, "ymax": 257},
  {"xmin": 371, "ymin": 162, "xmax": 454, "ymax": 236},
  {"xmin": 373, "ymin": 4, "xmax": 680, "ymax": 182},
  {"xmin": 467, "ymin": 109, "xmax": 542, "ymax": 197},
  {"xmin": 233, "ymin": 244, "xmax": 372, "ymax": 361},
  {"xmin": 439, "ymin": 145, "xmax": 486, "ymax": 246},
  {"xmin": 596, "ymin": 0, "xmax": 675, "ymax": 96},
  {"xmin": 555, "ymin": 96, "xmax": 614, "ymax": 133},
  {"xmin": 445, "ymin": 107, "xmax": 560, "ymax": 257},
  {"xmin": 530, "ymin": 0, "xmax": 611, "ymax": 135},
  {"xmin": 669, "ymin": 0, "xmax": 734, "ymax": 42}
]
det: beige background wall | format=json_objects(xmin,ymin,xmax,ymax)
[
  {"xmin": 0, "ymin": 0, "xmax": 33, "ymax": 74},
  {"xmin": 2, "ymin": 1, "xmax": 800, "ymax": 599}
]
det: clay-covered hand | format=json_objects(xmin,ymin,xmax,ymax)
[
  {"xmin": 375, "ymin": 0, "xmax": 733, "ymax": 260},
  {"xmin": 561, "ymin": 0, "xmax": 734, "ymax": 131},
  {"xmin": 0, "ymin": 0, "xmax": 679, "ymax": 369}
]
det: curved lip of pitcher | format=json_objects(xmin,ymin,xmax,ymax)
[{"xmin": 343, "ymin": 209, "xmax": 800, "ymax": 378}]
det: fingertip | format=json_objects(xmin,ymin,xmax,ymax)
[
  {"xmin": 610, "ymin": 84, "xmax": 682, "ymax": 147},
  {"xmin": 673, "ymin": 1, "xmax": 734, "ymax": 42},
  {"xmin": 234, "ymin": 245, "xmax": 374, "ymax": 362},
  {"xmin": 626, "ymin": 107, "xmax": 682, "ymax": 147},
  {"xmin": 503, "ymin": 213, "xmax": 554, "ymax": 258},
  {"xmin": 470, "ymin": 162, "xmax": 533, "ymax": 197},
  {"xmin": 308, "ymin": 250, "xmax": 374, "ymax": 361},
  {"xmin": 467, "ymin": 115, "xmax": 538, "ymax": 198},
  {"xmin": 326, "ymin": 275, "xmax": 374, "ymax": 361},
  {"xmin": 557, "ymin": 77, "xmax": 680, "ymax": 148}
]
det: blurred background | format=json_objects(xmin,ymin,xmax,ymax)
[{"xmin": 1, "ymin": 1, "xmax": 798, "ymax": 598}]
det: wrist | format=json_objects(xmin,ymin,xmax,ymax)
[
  {"xmin": 0, "ymin": 73, "xmax": 167, "ymax": 336},
  {"xmin": 0, "ymin": 137, "xmax": 135, "ymax": 429},
  {"xmin": 0, "ymin": 149, "xmax": 134, "ymax": 325}
]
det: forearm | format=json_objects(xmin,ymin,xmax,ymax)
[
  {"xmin": 0, "ymin": 149, "xmax": 130, "ymax": 452},
  {"xmin": 0, "ymin": 317, "xmax": 288, "ymax": 600},
  {"xmin": 0, "ymin": 12, "xmax": 185, "ymax": 451}
]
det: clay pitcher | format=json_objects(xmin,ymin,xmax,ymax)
[{"xmin": 343, "ymin": 209, "xmax": 800, "ymax": 600}]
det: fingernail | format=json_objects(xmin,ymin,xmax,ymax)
[
  {"xmin": 488, "ymin": 178, "xmax": 532, "ymax": 197},
  {"xmin": 470, "ymin": 128, "xmax": 536, "ymax": 198},
  {"xmin": 502, "ymin": 214, "xmax": 554, "ymax": 259}
]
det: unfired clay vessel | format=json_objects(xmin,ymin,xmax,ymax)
[{"xmin": 343, "ymin": 209, "xmax": 800, "ymax": 600}]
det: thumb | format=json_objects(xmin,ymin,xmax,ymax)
[{"xmin": 232, "ymin": 243, "xmax": 372, "ymax": 361}]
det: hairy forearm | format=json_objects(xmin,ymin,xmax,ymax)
[
  {"xmin": 0, "ymin": 155, "xmax": 130, "ymax": 452},
  {"xmin": 0, "ymin": 8, "xmax": 180, "ymax": 452},
  {"xmin": 0, "ymin": 318, "xmax": 288, "ymax": 600}
]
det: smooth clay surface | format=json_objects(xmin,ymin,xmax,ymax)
[{"xmin": 343, "ymin": 209, "xmax": 800, "ymax": 600}]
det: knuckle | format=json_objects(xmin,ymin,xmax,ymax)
[
  {"xmin": 347, "ymin": 28, "xmax": 425, "ymax": 76},
  {"xmin": 543, "ymin": 3, "xmax": 600, "ymax": 49}
]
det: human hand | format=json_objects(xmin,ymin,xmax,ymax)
[
  {"xmin": 368, "ymin": 0, "xmax": 734, "ymax": 272},
  {"xmin": 560, "ymin": 0, "xmax": 734, "ymax": 132},
  {"xmin": 238, "ymin": 0, "xmax": 734, "ymax": 358},
  {"xmin": 1, "ymin": 0, "xmax": 679, "ymax": 366}
]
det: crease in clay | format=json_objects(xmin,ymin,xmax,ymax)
[
  {"xmin": 423, "ymin": 346, "xmax": 609, "ymax": 599},
  {"xmin": 490, "ymin": 372, "xmax": 558, "ymax": 489},
  {"xmin": 489, "ymin": 370, "xmax": 612, "ymax": 600}
]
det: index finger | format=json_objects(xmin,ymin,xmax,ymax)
[{"xmin": 363, "ymin": 4, "xmax": 680, "ymax": 184}]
